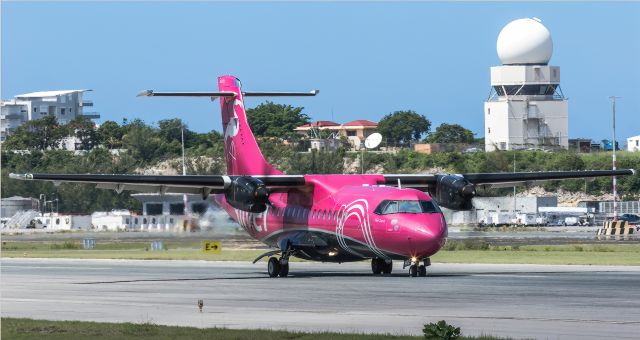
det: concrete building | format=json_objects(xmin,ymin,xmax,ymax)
[
  {"xmin": 295, "ymin": 120, "xmax": 378, "ymax": 150},
  {"xmin": 627, "ymin": 135, "xmax": 640, "ymax": 152},
  {"xmin": 443, "ymin": 196, "xmax": 557, "ymax": 225},
  {"xmin": 485, "ymin": 18, "xmax": 568, "ymax": 151},
  {"xmin": 1, "ymin": 89, "xmax": 99, "ymax": 142},
  {"xmin": 568, "ymin": 138, "xmax": 593, "ymax": 153},
  {"xmin": 132, "ymin": 193, "xmax": 217, "ymax": 216},
  {"xmin": 1, "ymin": 196, "xmax": 39, "ymax": 218}
]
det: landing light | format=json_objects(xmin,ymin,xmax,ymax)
[
  {"xmin": 328, "ymin": 251, "xmax": 338, "ymax": 257},
  {"xmin": 411, "ymin": 257, "xmax": 418, "ymax": 263}
]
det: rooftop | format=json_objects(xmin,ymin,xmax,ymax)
[
  {"xmin": 15, "ymin": 89, "xmax": 91, "ymax": 98},
  {"xmin": 343, "ymin": 119, "xmax": 378, "ymax": 127}
]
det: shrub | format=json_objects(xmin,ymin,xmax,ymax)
[
  {"xmin": 423, "ymin": 320, "xmax": 461, "ymax": 340},
  {"xmin": 50, "ymin": 241, "xmax": 80, "ymax": 250}
]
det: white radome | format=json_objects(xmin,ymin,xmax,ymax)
[{"xmin": 497, "ymin": 18, "xmax": 553, "ymax": 65}]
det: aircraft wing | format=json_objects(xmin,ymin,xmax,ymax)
[
  {"xmin": 8, "ymin": 173, "xmax": 305, "ymax": 196},
  {"xmin": 384, "ymin": 169, "xmax": 635, "ymax": 190}
]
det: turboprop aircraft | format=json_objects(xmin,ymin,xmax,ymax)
[{"xmin": 10, "ymin": 75, "xmax": 635, "ymax": 278}]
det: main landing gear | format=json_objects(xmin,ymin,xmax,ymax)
[
  {"xmin": 406, "ymin": 257, "xmax": 430, "ymax": 277},
  {"xmin": 266, "ymin": 242, "xmax": 294, "ymax": 278},
  {"xmin": 267, "ymin": 256, "xmax": 289, "ymax": 278},
  {"xmin": 371, "ymin": 258, "xmax": 393, "ymax": 275}
]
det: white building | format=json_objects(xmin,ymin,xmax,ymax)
[
  {"xmin": 90, "ymin": 210, "xmax": 187, "ymax": 232},
  {"xmin": 627, "ymin": 135, "xmax": 640, "ymax": 152},
  {"xmin": 36, "ymin": 213, "xmax": 92, "ymax": 230},
  {"xmin": 485, "ymin": 18, "xmax": 568, "ymax": 151},
  {"xmin": 1, "ymin": 89, "xmax": 99, "ymax": 142}
]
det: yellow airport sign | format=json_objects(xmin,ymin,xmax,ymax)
[{"xmin": 202, "ymin": 240, "xmax": 222, "ymax": 254}]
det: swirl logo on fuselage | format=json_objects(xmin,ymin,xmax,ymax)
[{"xmin": 336, "ymin": 199, "xmax": 388, "ymax": 260}]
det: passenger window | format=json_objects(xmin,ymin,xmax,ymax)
[{"xmin": 333, "ymin": 211, "xmax": 337, "ymax": 220}]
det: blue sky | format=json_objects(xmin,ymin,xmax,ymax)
[{"xmin": 2, "ymin": 1, "xmax": 639, "ymax": 142}]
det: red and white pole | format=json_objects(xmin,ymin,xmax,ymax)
[{"xmin": 610, "ymin": 96, "xmax": 620, "ymax": 221}]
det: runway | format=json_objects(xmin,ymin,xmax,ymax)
[{"xmin": 2, "ymin": 258, "xmax": 639, "ymax": 339}]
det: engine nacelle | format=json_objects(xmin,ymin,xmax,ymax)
[
  {"xmin": 431, "ymin": 175, "xmax": 476, "ymax": 211},
  {"xmin": 224, "ymin": 176, "xmax": 269, "ymax": 213}
]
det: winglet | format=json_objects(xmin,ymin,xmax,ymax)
[{"xmin": 9, "ymin": 173, "xmax": 33, "ymax": 180}]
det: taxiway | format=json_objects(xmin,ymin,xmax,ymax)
[{"xmin": 1, "ymin": 258, "xmax": 639, "ymax": 339}]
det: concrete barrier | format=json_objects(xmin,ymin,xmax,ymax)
[{"xmin": 596, "ymin": 220, "xmax": 635, "ymax": 237}]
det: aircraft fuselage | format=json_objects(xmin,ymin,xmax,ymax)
[{"xmin": 215, "ymin": 174, "xmax": 448, "ymax": 263}]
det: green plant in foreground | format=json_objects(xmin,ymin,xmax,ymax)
[{"xmin": 423, "ymin": 320, "xmax": 461, "ymax": 340}]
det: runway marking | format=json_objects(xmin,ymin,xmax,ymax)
[
  {"xmin": 1, "ymin": 265, "xmax": 111, "ymax": 270},
  {"xmin": 473, "ymin": 274, "xmax": 547, "ymax": 278},
  {"xmin": 75, "ymin": 276, "xmax": 268, "ymax": 284}
]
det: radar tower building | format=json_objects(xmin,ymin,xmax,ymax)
[{"xmin": 485, "ymin": 18, "xmax": 568, "ymax": 151}]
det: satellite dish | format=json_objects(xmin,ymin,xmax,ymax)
[{"xmin": 364, "ymin": 133, "xmax": 382, "ymax": 149}]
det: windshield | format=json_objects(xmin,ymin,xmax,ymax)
[{"xmin": 374, "ymin": 200, "xmax": 442, "ymax": 215}]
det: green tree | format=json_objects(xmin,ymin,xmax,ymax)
[
  {"xmin": 246, "ymin": 101, "xmax": 310, "ymax": 139},
  {"xmin": 68, "ymin": 116, "xmax": 99, "ymax": 150},
  {"xmin": 97, "ymin": 121, "xmax": 124, "ymax": 149},
  {"xmin": 377, "ymin": 110, "xmax": 431, "ymax": 146},
  {"xmin": 427, "ymin": 123, "xmax": 474, "ymax": 144},
  {"xmin": 121, "ymin": 119, "xmax": 163, "ymax": 163},
  {"xmin": 3, "ymin": 116, "xmax": 68, "ymax": 150}
]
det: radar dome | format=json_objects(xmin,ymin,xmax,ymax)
[{"xmin": 497, "ymin": 18, "xmax": 553, "ymax": 65}]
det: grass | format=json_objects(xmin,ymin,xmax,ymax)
[
  {"xmin": 2, "ymin": 240, "xmax": 639, "ymax": 265},
  {"xmin": 0, "ymin": 318, "xmax": 514, "ymax": 340}
]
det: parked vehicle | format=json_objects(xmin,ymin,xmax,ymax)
[
  {"xmin": 563, "ymin": 216, "xmax": 580, "ymax": 226},
  {"xmin": 618, "ymin": 214, "xmax": 640, "ymax": 224}
]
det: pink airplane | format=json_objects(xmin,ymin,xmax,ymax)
[{"xmin": 10, "ymin": 75, "xmax": 635, "ymax": 278}]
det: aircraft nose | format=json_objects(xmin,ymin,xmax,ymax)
[{"xmin": 410, "ymin": 215, "xmax": 447, "ymax": 258}]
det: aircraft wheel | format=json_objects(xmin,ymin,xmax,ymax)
[
  {"xmin": 418, "ymin": 265, "xmax": 427, "ymax": 277},
  {"xmin": 409, "ymin": 265, "xmax": 418, "ymax": 277},
  {"xmin": 382, "ymin": 260, "xmax": 393, "ymax": 275},
  {"xmin": 267, "ymin": 257, "xmax": 280, "ymax": 278},
  {"xmin": 279, "ymin": 262, "xmax": 289, "ymax": 277},
  {"xmin": 371, "ymin": 259, "xmax": 382, "ymax": 275}
]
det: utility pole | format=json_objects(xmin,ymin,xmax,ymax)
[
  {"xmin": 181, "ymin": 124, "xmax": 189, "ymax": 216},
  {"xmin": 610, "ymin": 96, "xmax": 621, "ymax": 221},
  {"xmin": 513, "ymin": 153, "xmax": 517, "ymax": 214}
]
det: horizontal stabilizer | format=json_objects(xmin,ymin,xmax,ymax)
[
  {"xmin": 137, "ymin": 90, "xmax": 236, "ymax": 97},
  {"xmin": 243, "ymin": 90, "xmax": 319, "ymax": 97}
]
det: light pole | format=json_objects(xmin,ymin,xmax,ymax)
[{"xmin": 609, "ymin": 96, "xmax": 621, "ymax": 221}]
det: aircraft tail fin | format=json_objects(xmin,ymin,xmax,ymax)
[
  {"xmin": 138, "ymin": 76, "xmax": 317, "ymax": 176},
  {"xmin": 217, "ymin": 76, "xmax": 318, "ymax": 175}
]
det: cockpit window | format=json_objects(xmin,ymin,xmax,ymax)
[
  {"xmin": 382, "ymin": 201, "xmax": 398, "ymax": 214},
  {"xmin": 420, "ymin": 200, "xmax": 442, "ymax": 213},
  {"xmin": 399, "ymin": 201, "xmax": 422, "ymax": 213},
  {"xmin": 375, "ymin": 200, "xmax": 442, "ymax": 215}
]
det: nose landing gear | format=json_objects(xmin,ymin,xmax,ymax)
[
  {"xmin": 405, "ymin": 257, "xmax": 430, "ymax": 277},
  {"xmin": 371, "ymin": 258, "xmax": 393, "ymax": 275}
]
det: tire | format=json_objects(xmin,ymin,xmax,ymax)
[
  {"xmin": 382, "ymin": 260, "xmax": 393, "ymax": 275},
  {"xmin": 267, "ymin": 257, "xmax": 280, "ymax": 278},
  {"xmin": 371, "ymin": 259, "xmax": 382, "ymax": 275},
  {"xmin": 418, "ymin": 265, "xmax": 427, "ymax": 277},
  {"xmin": 279, "ymin": 262, "xmax": 289, "ymax": 277},
  {"xmin": 409, "ymin": 265, "xmax": 418, "ymax": 277}
]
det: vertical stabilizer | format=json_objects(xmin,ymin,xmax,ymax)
[{"xmin": 218, "ymin": 76, "xmax": 282, "ymax": 176}]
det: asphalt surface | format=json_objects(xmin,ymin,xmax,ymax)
[{"xmin": 2, "ymin": 258, "xmax": 639, "ymax": 339}]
